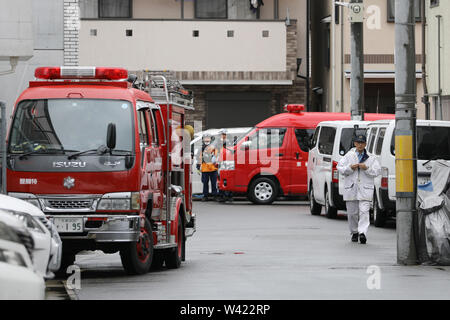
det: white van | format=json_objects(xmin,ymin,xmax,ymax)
[
  {"xmin": 307, "ymin": 121, "xmax": 371, "ymax": 218},
  {"xmin": 367, "ymin": 119, "xmax": 450, "ymax": 227}
]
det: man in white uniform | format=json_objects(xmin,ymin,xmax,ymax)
[{"xmin": 337, "ymin": 133, "xmax": 381, "ymax": 244}]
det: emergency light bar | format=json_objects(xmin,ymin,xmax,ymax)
[
  {"xmin": 285, "ymin": 104, "xmax": 305, "ymax": 113},
  {"xmin": 35, "ymin": 67, "xmax": 128, "ymax": 80}
]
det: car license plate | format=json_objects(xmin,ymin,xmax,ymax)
[{"xmin": 54, "ymin": 218, "xmax": 83, "ymax": 233}]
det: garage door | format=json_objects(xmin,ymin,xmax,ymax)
[{"xmin": 206, "ymin": 92, "xmax": 271, "ymax": 129}]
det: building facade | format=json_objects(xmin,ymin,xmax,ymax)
[
  {"xmin": 311, "ymin": 0, "xmax": 426, "ymax": 118},
  {"xmin": 72, "ymin": 0, "xmax": 309, "ymax": 129},
  {"xmin": 0, "ymin": 0, "xmax": 79, "ymax": 120},
  {"xmin": 425, "ymin": 0, "xmax": 450, "ymax": 120}
]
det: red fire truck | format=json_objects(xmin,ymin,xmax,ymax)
[{"xmin": 5, "ymin": 67, "xmax": 196, "ymax": 274}]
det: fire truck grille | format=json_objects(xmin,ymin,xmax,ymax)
[{"xmin": 47, "ymin": 199, "xmax": 94, "ymax": 210}]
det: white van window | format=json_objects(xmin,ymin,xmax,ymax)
[
  {"xmin": 340, "ymin": 128, "xmax": 356, "ymax": 155},
  {"xmin": 294, "ymin": 129, "xmax": 315, "ymax": 152},
  {"xmin": 367, "ymin": 127, "xmax": 378, "ymax": 153},
  {"xmin": 318, "ymin": 127, "xmax": 336, "ymax": 155},
  {"xmin": 389, "ymin": 126, "xmax": 450, "ymax": 160},
  {"xmin": 375, "ymin": 128, "xmax": 386, "ymax": 155},
  {"xmin": 417, "ymin": 126, "xmax": 450, "ymax": 160},
  {"xmin": 311, "ymin": 127, "xmax": 320, "ymax": 148}
]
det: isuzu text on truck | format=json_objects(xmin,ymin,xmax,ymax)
[{"xmin": 5, "ymin": 67, "xmax": 196, "ymax": 274}]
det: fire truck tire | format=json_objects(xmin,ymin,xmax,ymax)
[
  {"xmin": 248, "ymin": 177, "xmax": 278, "ymax": 205},
  {"xmin": 55, "ymin": 250, "xmax": 76, "ymax": 277},
  {"xmin": 165, "ymin": 214, "xmax": 184, "ymax": 269},
  {"xmin": 120, "ymin": 218, "xmax": 153, "ymax": 275},
  {"xmin": 150, "ymin": 250, "xmax": 165, "ymax": 270}
]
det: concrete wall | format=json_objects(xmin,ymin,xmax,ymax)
[
  {"xmin": 79, "ymin": 20, "xmax": 287, "ymax": 72},
  {"xmin": 0, "ymin": 0, "xmax": 64, "ymax": 121},
  {"xmin": 426, "ymin": 1, "xmax": 450, "ymax": 96}
]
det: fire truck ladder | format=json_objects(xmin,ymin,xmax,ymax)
[{"xmin": 139, "ymin": 71, "xmax": 195, "ymax": 247}]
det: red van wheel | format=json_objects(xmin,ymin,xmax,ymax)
[{"xmin": 249, "ymin": 177, "xmax": 278, "ymax": 205}]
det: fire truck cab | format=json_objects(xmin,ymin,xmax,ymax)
[{"xmin": 6, "ymin": 67, "xmax": 196, "ymax": 275}]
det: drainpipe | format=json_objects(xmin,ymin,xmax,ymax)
[
  {"xmin": 436, "ymin": 15, "xmax": 442, "ymax": 120},
  {"xmin": 421, "ymin": 0, "xmax": 430, "ymax": 120},
  {"xmin": 331, "ymin": 0, "xmax": 337, "ymax": 112},
  {"xmin": 0, "ymin": 101, "xmax": 6, "ymax": 194},
  {"xmin": 306, "ymin": 0, "xmax": 310, "ymax": 111}
]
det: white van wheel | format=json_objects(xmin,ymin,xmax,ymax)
[
  {"xmin": 309, "ymin": 184, "xmax": 322, "ymax": 215},
  {"xmin": 373, "ymin": 195, "xmax": 387, "ymax": 227},
  {"xmin": 325, "ymin": 188, "xmax": 338, "ymax": 219}
]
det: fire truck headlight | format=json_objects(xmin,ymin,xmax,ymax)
[
  {"xmin": 112, "ymin": 199, "xmax": 130, "ymax": 210},
  {"xmin": 97, "ymin": 192, "xmax": 140, "ymax": 211},
  {"xmin": 97, "ymin": 199, "xmax": 112, "ymax": 210}
]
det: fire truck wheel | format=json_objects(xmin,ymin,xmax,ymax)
[
  {"xmin": 150, "ymin": 250, "xmax": 165, "ymax": 270},
  {"xmin": 120, "ymin": 218, "xmax": 153, "ymax": 275},
  {"xmin": 165, "ymin": 214, "xmax": 184, "ymax": 269},
  {"xmin": 55, "ymin": 250, "xmax": 76, "ymax": 277},
  {"xmin": 248, "ymin": 177, "xmax": 278, "ymax": 205}
]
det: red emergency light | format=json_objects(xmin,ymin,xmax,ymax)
[
  {"xmin": 284, "ymin": 104, "xmax": 305, "ymax": 113},
  {"xmin": 35, "ymin": 67, "xmax": 128, "ymax": 80}
]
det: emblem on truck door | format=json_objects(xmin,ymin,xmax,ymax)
[{"xmin": 63, "ymin": 176, "xmax": 75, "ymax": 190}]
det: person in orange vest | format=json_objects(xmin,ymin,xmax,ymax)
[
  {"xmin": 197, "ymin": 133, "xmax": 218, "ymax": 201},
  {"xmin": 217, "ymin": 129, "xmax": 233, "ymax": 203}
]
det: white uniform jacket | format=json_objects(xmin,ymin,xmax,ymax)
[{"xmin": 337, "ymin": 148, "xmax": 381, "ymax": 201}]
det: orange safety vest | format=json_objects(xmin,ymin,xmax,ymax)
[{"xmin": 200, "ymin": 145, "xmax": 218, "ymax": 172}]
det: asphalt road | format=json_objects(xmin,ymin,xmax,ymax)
[{"xmin": 71, "ymin": 200, "xmax": 450, "ymax": 300}]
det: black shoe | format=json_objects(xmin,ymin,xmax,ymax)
[
  {"xmin": 351, "ymin": 233, "xmax": 359, "ymax": 242},
  {"xmin": 359, "ymin": 233, "xmax": 367, "ymax": 244}
]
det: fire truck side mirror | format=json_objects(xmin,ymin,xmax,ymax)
[{"xmin": 107, "ymin": 123, "xmax": 117, "ymax": 151}]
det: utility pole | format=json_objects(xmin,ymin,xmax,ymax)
[
  {"xmin": 395, "ymin": 0, "xmax": 418, "ymax": 265},
  {"xmin": 349, "ymin": 0, "xmax": 364, "ymax": 120},
  {"xmin": 0, "ymin": 101, "xmax": 6, "ymax": 194}
]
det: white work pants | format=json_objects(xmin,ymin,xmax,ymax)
[{"xmin": 346, "ymin": 200, "xmax": 371, "ymax": 235}]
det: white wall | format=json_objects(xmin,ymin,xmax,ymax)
[
  {"xmin": 79, "ymin": 20, "xmax": 286, "ymax": 72},
  {"xmin": 0, "ymin": 0, "xmax": 64, "ymax": 120}
]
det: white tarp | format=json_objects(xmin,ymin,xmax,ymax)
[{"xmin": 417, "ymin": 161, "xmax": 450, "ymax": 265}]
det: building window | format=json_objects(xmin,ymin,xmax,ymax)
[
  {"xmin": 430, "ymin": 0, "xmax": 439, "ymax": 7},
  {"xmin": 387, "ymin": 0, "xmax": 421, "ymax": 22},
  {"xmin": 99, "ymin": 0, "xmax": 131, "ymax": 18},
  {"xmin": 195, "ymin": 0, "xmax": 227, "ymax": 19}
]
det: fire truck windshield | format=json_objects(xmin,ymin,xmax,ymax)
[{"xmin": 9, "ymin": 99, "xmax": 134, "ymax": 156}]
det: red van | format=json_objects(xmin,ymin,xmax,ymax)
[{"xmin": 217, "ymin": 105, "xmax": 394, "ymax": 204}]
